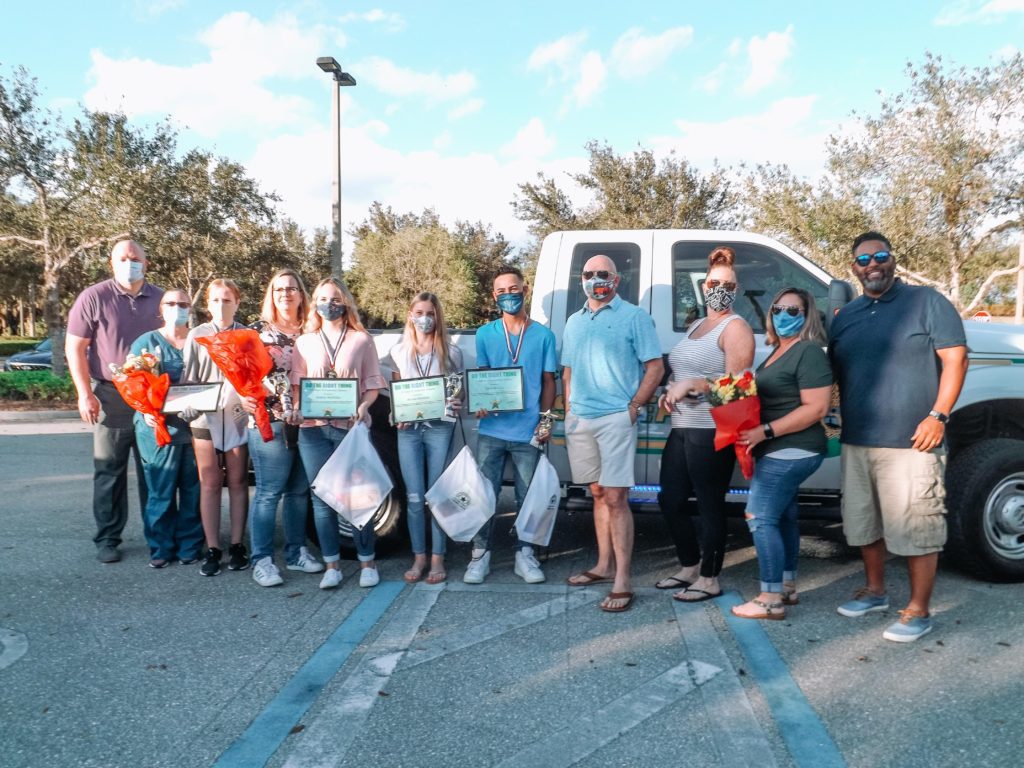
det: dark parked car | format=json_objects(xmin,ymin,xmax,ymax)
[{"xmin": 3, "ymin": 338, "xmax": 53, "ymax": 371}]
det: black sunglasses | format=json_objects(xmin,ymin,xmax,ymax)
[
  {"xmin": 771, "ymin": 304, "xmax": 804, "ymax": 317},
  {"xmin": 582, "ymin": 270, "xmax": 614, "ymax": 280},
  {"xmin": 163, "ymin": 301, "xmax": 190, "ymax": 308},
  {"xmin": 853, "ymin": 250, "xmax": 891, "ymax": 267}
]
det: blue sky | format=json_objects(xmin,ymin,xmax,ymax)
[{"xmin": 3, "ymin": 1, "xmax": 1021, "ymax": 251}]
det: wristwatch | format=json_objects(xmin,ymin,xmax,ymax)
[
  {"xmin": 763, "ymin": 422, "xmax": 775, "ymax": 439},
  {"xmin": 928, "ymin": 409, "xmax": 949, "ymax": 424}
]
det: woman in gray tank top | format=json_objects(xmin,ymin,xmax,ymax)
[{"xmin": 656, "ymin": 247, "xmax": 754, "ymax": 602}]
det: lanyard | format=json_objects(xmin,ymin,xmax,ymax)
[
  {"xmin": 413, "ymin": 342, "xmax": 435, "ymax": 378},
  {"xmin": 319, "ymin": 326, "xmax": 347, "ymax": 378},
  {"xmin": 501, "ymin": 318, "xmax": 529, "ymax": 365}
]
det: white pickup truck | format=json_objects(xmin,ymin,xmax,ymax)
[{"xmin": 363, "ymin": 229, "xmax": 1024, "ymax": 581}]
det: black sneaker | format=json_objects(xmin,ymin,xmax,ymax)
[
  {"xmin": 227, "ymin": 543, "xmax": 250, "ymax": 571},
  {"xmin": 200, "ymin": 547, "xmax": 222, "ymax": 577}
]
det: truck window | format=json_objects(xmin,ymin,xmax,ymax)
[
  {"xmin": 564, "ymin": 242, "xmax": 641, "ymax": 323},
  {"xmin": 671, "ymin": 241, "xmax": 828, "ymax": 333}
]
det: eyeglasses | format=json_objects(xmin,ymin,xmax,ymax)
[
  {"xmin": 853, "ymin": 250, "xmax": 891, "ymax": 267},
  {"xmin": 273, "ymin": 286, "xmax": 299, "ymax": 294},
  {"xmin": 163, "ymin": 301, "xmax": 190, "ymax": 308},
  {"xmin": 705, "ymin": 279, "xmax": 737, "ymax": 291},
  {"xmin": 582, "ymin": 270, "xmax": 614, "ymax": 280},
  {"xmin": 771, "ymin": 304, "xmax": 804, "ymax": 317}
]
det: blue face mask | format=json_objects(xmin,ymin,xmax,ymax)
[
  {"xmin": 496, "ymin": 292, "xmax": 524, "ymax": 315},
  {"xmin": 316, "ymin": 302, "xmax": 346, "ymax": 322},
  {"xmin": 165, "ymin": 307, "xmax": 189, "ymax": 326},
  {"xmin": 774, "ymin": 312, "xmax": 805, "ymax": 338},
  {"xmin": 114, "ymin": 259, "xmax": 145, "ymax": 284}
]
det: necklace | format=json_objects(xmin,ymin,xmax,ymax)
[
  {"xmin": 414, "ymin": 340, "xmax": 435, "ymax": 378},
  {"xmin": 501, "ymin": 317, "xmax": 529, "ymax": 364},
  {"xmin": 319, "ymin": 325, "xmax": 347, "ymax": 378}
]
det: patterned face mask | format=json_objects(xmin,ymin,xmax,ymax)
[
  {"xmin": 704, "ymin": 285, "xmax": 737, "ymax": 312},
  {"xmin": 583, "ymin": 277, "xmax": 615, "ymax": 301},
  {"xmin": 316, "ymin": 302, "xmax": 347, "ymax": 321},
  {"xmin": 412, "ymin": 315, "xmax": 435, "ymax": 333}
]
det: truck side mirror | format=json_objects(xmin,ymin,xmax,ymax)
[{"xmin": 825, "ymin": 279, "xmax": 855, "ymax": 335}]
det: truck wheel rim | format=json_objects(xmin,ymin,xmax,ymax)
[{"xmin": 983, "ymin": 472, "xmax": 1024, "ymax": 560}]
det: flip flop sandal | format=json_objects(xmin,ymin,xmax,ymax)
[
  {"xmin": 731, "ymin": 598, "xmax": 786, "ymax": 620},
  {"xmin": 403, "ymin": 566, "xmax": 427, "ymax": 584},
  {"xmin": 600, "ymin": 591, "xmax": 635, "ymax": 613},
  {"xmin": 426, "ymin": 569, "xmax": 447, "ymax": 585},
  {"xmin": 566, "ymin": 570, "xmax": 614, "ymax": 587},
  {"xmin": 782, "ymin": 590, "xmax": 799, "ymax": 606},
  {"xmin": 672, "ymin": 588, "xmax": 723, "ymax": 603},
  {"xmin": 655, "ymin": 576, "xmax": 692, "ymax": 590}
]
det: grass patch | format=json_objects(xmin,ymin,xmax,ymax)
[{"xmin": 0, "ymin": 371, "xmax": 76, "ymax": 402}]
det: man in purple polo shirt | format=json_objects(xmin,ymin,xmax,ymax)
[{"xmin": 66, "ymin": 240, "xmax": 164, "ymax": 563}]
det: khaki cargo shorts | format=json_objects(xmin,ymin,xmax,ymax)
[
  {"xmin": 565, "ymin": 410, "xmax": 637, "ymax": 489},
  {"xmin": 841, "ymin": 445, "xmax": 948, "ymax": 556}
]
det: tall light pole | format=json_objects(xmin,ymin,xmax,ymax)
[{"xmin": 316, "ymin": 56, "xmax": 356, "ymax": 278}]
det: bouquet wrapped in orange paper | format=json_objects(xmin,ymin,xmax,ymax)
[
  {"xmin": 707, "ymin": 370, "xmax": 760, "ymax": 480},
  {"xmin": 195, "ymin": 329, "xmax": 275, "ymax": 442},
  {"xmin": 110, "ymin": 350, "xmax": 172, "ymax": 446}
]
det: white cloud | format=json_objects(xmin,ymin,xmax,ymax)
[
  {"xmin": 339, "ymin": 9, "xmax": 405, "ymax": 30},
  {"xmin": 527, "ymin": 31, "xmax": 588, "ymax": 76},
  {"xmin": 994, "ymin": 44, "xmax": 1021, "ymax": 60},
  {"xmin": 132, "ymin": 0, "xmax": 184, "ymax": 20},
  {"xmin": 357, "ymin": 56, "xmax": 477, "ymax": 104},
  {"xmin": 935, "ymin": 0, "xmax": 1024, "ymax": 25},
  {"xmin": 572, "ymin": 52, "xmax": 607, "ymax": 108},
  {"xmin": 741, "ymin": 25, "xmax": 794, "ymax": 94},
  {"xmin": 83, "ymin": 12, "xmax": 331, "ymax": 136},
  {"xmin": 528, "ymin": 31, "xmax": 605, "ymax": 113},
  {"xmin": 500, "ymin": 118, "xmax": 556, "ymax": 159},
  {"xmin": 609, "ymin": 26, "xmax": 694, "ymax": 78},
  {"xmin": 433, "ymin": 130, "xmax": 453, "ymax": 151},
  {"xmin": 448, "ymin": 98, "xmax": 484, "ymax": 120},
  {"xmin": 696, "ymin": 63, "xmax": 728, "ymax": 94}
]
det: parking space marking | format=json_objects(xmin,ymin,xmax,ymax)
[
  {"xmin": 0, "ymin": 628, "xmax": 28, "ymax": 670},
  {"xmin": 672, "ymin": 600, "xmax": 778, "ymax": 766},
  {"xmin": 718, "ymin": 592, "xmax": 845, "ymax": 768},
  {"xmin": 494, "ymin": 660, "xmax": 723, "ymax": 768},
  {"xmin": 214, "ymin": 581, "xmax": 405, "ymax": 768}
]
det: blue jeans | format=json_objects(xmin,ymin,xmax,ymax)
[
  {"xmin": 473, "ymin": 433, "xmax": 540, "ymax": 552},
  {"xmin": 297, "ymin": 425, "xmax": 375, "ymax": 562},
  {"xmin": 745, "ymin": 454, "xmax": 824, "ymax": 592},
  {"xmin": 135, "ymin": 424, "xmax": 202, "ymax": 560},
  {"xmin": 248, "ymin": 423, "xmax": 309, "ymax": 564},
  {"xmin": 397, "ymin": 420, "xmax": 455, "ymax": 556}
]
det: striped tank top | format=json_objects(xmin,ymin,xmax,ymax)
[{"xmin": 667, "ymin": 314, "xmax": 741, "ymax": 429}]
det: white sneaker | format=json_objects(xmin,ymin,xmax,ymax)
[
  {"xmin": 252, "ymin": 557, "xmax": 283, "ymax": 587},
  {"xmin": 359, "ymin": 567, "xmax": 380, "ymax": 588},
  {"xmin": 319, "ymin": 568, "xmax": 343, "ymax": 590},
  {"xmin": 515, "ymin": 547, "xmax": 546, "ymax": 584},
  {"xmin": 286, "ymin": 546, "xmax": 324, "ymax": 573},
  {"xmin": 463, "ymin": 550, "xmax": 491, "ymax": 584}
]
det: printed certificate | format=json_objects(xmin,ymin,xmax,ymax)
[
  {"xmin": 390, "ymin": 376, "xmax": 447, "ymax": 423},
  {"xmin": 299, "ymin": 378, "xmax": 358, "ymax": 419},
  {"xmin": 466, "ymin": 367, "xmax": 525, "ymax": 413},
  {"xmin": 162, "ymin": 383, "xmax": 223, "ymax": 414}
]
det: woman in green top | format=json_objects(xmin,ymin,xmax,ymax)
[{"xmin": 731, "ymin": 287, "xmax": 832, "ymax": 621}]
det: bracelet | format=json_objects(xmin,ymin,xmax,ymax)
[
  {"xmin": 630, "ymin": 400, "xmax": 644, "ymax": 410},
  {"xmin": 763, "ymin": 422, "xmax": 775, "ymax": 439}
]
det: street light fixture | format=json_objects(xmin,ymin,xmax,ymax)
[{"xmin": 316, "ymin": 56, "xmax": 357, "ymax": 278}]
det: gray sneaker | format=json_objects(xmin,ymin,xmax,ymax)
[
  {"xmin": 253, "ymin": 557, "xmax": 284, "ymax": 587},
  {"xmin": 286, "ymin": 546, "xmax": 325, "ymax": 574},
  {"xmin": 97, "ymin": 545, "xmax": 121, "ymax": 563},
  {"xmin": 883, "ymin": 610, "xmax": 933, "ymax": 642},
  {"xmin": 837, "ymin": 588, "xmax": 889, "ymax": 617}
]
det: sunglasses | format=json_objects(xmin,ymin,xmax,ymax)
[
  {"xmin": 705, "ymin": 279, "xmax": 737, "ymax": 291},
  {"xmin": 771, "ymin": 304, "xmax": 804, "ymax": 317},
  {"xmin": 853, "ymin": 250, "xmax": 891, "ymax": 267},
  {"xmin": 582, "ymin": 270, "xmax": 614, "ymax": 280},
  {"xmin": 163, "ymin": 301, "xmax": 190, "ymax": 308}
]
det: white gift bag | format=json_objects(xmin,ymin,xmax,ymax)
[
  {"xmin": 424, "ymin": 445, "xmax": 496, "ymax": 542},
  {"xmin": 513, "ymin": 454, "xmax": 561, "ymax": 547},
  {"xmin": 209, "ymin": 384, "xmax": 248, "ymax": 452},
  {"xmin": 311, "ymin": 423, "xmax": 394, "ymax": 530}
]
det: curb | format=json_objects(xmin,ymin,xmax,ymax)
[{"xmin": 0, "ymin": 409, "xmax": 79, "ymax": 423}]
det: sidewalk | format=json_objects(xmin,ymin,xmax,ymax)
[{"xmin": 0, "ymin": 407, "xmax": 78, "ymax": 423}]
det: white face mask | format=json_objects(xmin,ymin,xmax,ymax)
[
  {"xmin": 163, "ymin": 306, "xmax": 190, "ymax": 326},
  {"xmin": 114, "ymin": 259, "xmax": 145, "ymax": 284}
]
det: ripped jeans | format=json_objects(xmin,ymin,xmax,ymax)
[
  {"xmin": 745, "ymin": 454, "xmax": 823, "ymax": 593},
  {"xmin": 397, "ymin": 420, "xmax": 455, "ymax": 556}
]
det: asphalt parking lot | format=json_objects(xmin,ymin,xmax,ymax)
[{"xmin": 1, "ymin": 415, "xmax": 1022, "ymax": 767}]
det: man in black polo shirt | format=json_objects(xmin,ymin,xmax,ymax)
[{"xmin": 829, "ymin": 231, "xmax": 967, "ymax": 642}]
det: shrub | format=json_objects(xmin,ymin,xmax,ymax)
[
  {"xmin": 0, "ymin": 371, "xmax": 76, "ymax": 402},
  {"xmin": 0, "ymin": 338, "xmax": 46, "ymax": 356}
]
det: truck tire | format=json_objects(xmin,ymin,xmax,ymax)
[
  {"xmin": 336, "ymin": 489, "xmax": 405, "ymax": 551},
  {"xmin": 945, "ymin": 438, "xmax": 1024, "ymax": 582}
]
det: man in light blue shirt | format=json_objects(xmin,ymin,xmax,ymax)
[
  {"xmin": 464, "ymin": 266, "xmax": 558, "ymax": 585},
  {"xmin": 563, "ymin": 255, "xmax": 663, "ymax": 613}
]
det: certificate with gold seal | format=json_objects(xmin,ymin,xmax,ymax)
[
  {"xmin": 299, "ymin": 378, "xmax": 358, "ymax": 419},
  {"xmin": 466, "ymin": 367, "xmax": 525, "ymax": 413},
  {"xmin": 162, "ymin": 383, "xmax": 223, "ymax": 414},
  {"xmin": 390, "ymin": 376, "xmax": 447, "ymax": 423}
]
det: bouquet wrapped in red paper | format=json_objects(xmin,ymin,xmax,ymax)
[
  {"xmin": 109, "ymin": 350, "xmax": 172, "ymax": 446},
  {"xmin": 707, "ymin": 370, "xmax": 761, "ymax": 480},
  {"xmin": 195, "ymin": 329, "xmax": 275, "ymax": 442}
]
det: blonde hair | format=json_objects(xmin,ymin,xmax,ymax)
[
  {"xmin": 764, "ymin": 287, "xmax": 826, "ymax": 346},
  {"xmin": 206, "ymin": 278, "xmax": 241, "ymax": 303},
  {"xmin": 304, "ymin": 277, "xmax": 367, "ymax": 334},
  {"xmin": 260, "ymin": 269, "xmax": 310, "ymax": 326},
  {"xmin": 401, "ymin": 292, "xmax": 455, "ymax": 374}
]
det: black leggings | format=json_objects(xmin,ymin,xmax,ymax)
[{"xmin": 657, "ymin": 427, "xmax": 736, "ymax": 578}]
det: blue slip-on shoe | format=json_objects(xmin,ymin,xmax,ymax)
[
  {"xmin": 837, "ymin": 588, "xmax": 889, "ymax": 617},
  {"xmin": 883, "ymin": 610, "xmax": 933, "ymax": 642}
]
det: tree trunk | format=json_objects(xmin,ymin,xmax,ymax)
[{"xmin": 43, "ymin": 254, "xmax": 66, "ymax": 378}]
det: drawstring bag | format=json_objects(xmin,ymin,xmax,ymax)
[
  {"xmin": 311, "ymin": 423, "xmax": 394, "ymax": 530},
  {"xmin": 425, "ymin": 445, "xmax": 496, "ymax": 542},
  {"xmin": 513, "ymin": 454, "xmax": 561, "ymax": 547}
]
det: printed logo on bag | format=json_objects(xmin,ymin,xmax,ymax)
[
  {"xmin": 450, "ymin": 490, "xmax": 473, "ymax": 510},
  {"xmin": 548, "ymin": 494, "xmax": 559, "ymax": 510}
]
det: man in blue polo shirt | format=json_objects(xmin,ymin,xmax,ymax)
[
  {"xmin": 464, "ymin": 266, "xmax": 558, "ymax": 585},
  {"xmin": 829, "ymin": 231, "xmax": 967, "ymax": 642},
  {"xmin": 562, "ymin": 255, "xmax": 663, "ymax": 613}
]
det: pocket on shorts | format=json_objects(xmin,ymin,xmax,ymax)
[{"xmin": 907, "ymin": 469, "xmax": 947, "ymax": 551}]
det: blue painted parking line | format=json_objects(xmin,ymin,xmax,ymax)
[
  {"xmin": 718, "ymin": 592, "xmax": 846, "ymax": 768},
  {"xmin": 214, "ymin": 581, "xmax": 405, "ymax": 768}
]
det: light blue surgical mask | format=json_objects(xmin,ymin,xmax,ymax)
[
  {"xmin": 114, "ymin": 259, "xmax": 145, "ymax": 284},
  {"xmin": 496, "ymin": 292, "xmax": 524, "ymax": 315},
  {"xmin": 163, "ymin": 307, "xmax": 189, "ymax": 326},
  {"xmin": 774, "ymin": 312, "xmax": 805, "ymax": 338}
]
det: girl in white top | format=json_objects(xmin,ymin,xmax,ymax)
[{"xmin": 388, "ymin": 292, "xmax": 464, "ymax": 585}]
